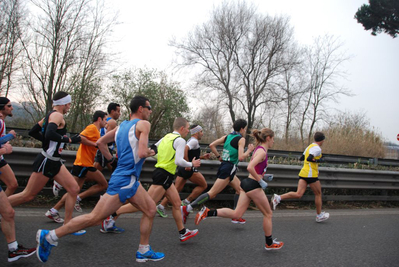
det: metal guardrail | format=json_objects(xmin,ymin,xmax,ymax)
[
  {"xmin": 9, "ymin": 126, "xmax": 399, "ymax": 167},
  {"xmin": 3, "ymin": 147, "xmax": 399, "ymax": 202}
]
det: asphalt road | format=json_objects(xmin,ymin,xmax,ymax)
[{"xmin": 1, "ymin": 208, "xmax": 399, "ymax": 267}]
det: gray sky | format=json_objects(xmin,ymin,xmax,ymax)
[{"xmin": 109, "ymin": 0, "xmax": 399, "ymax": 143}]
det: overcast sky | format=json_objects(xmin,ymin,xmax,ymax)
[{"xmin": 108, "ymin": 0, "xmax": 398, "ymax": 143}]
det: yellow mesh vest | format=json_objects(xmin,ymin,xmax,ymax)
[
  {"xmin": 155, "ymin": 133, "xmax": 180, "ymax": 174},
  {"xmin": 299, "ymin": 143, "xmax": 322, "ymax": 178}
]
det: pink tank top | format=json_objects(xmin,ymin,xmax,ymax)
[{"xmin": 251, "ymin": 146, "xmax": 268, "ymax": 175}]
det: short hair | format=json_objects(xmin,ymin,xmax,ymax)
[
  {"xmin": 53, "ymin": 91, "xmax": 69, "ymax": 101},
  {"xmin": 173, "ymin": 117, "xmax": 188, "ymax": 131},
  {"xmin": 233, "ymin": 119, "xmax": 247, "ymax": 132},
  {"xmin": 0, "ymin": 97, "xmax": 10, "ymax": 110},
  {"xmin": 252, "ymin": 128, "xmax": 274, "ymax": 145},
  {"xmin": 130, "ymin": 95, "xmax": 149, "ymax": 114},
  {"xmin": 92, "ymin": 110, "xmax": 107, "ymax": 122},
  {"xmin": 314, "ymin": 132, "xmax": 325, "ymax": 142},
  {"xmin": 107, "ymin": 103, "xmax": 120, "ymax": 114}
]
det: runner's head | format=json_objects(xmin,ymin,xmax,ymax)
[
  {"xmin": 53, "ymin": 91, "xmax": 71, "ymax": 114},
  {"xmin": 107, "ymin": 103, "xmax": 121, "ymax": 120},
  {"xmin": 173, "ymin": 117, "xmax": 189, "ymax": 138},
  {"xmin": 130, "ymin": 95, "xmax": 151, "ymax": 120}
]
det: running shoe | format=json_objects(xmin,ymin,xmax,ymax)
[
  {"xmin": 181, "ymin": 199, "xmax": 190, "ymax": 206},
  {"xmin": 271, "ymin": 194, "xmax": 281, "ymax": 210},
  {"xmin": 36, "ymin": 229, "xmax": 57, "ymax": 263},
  {"xmin": 45, "ymin": 210, "xmax": 64, "ymax": 223},
  {"xmin": 71, "ymin": 230, "xmax": 86, "ymax": 236},
  {"xmin": 316, "ymin": 211, "xmax": 330, "ymax": 222},
  {"xmin": 195, "ymin": 206, "xmax": 209, "ymax": 225},
  {"xmin": 231, "ymin": 217, "xmax": 246, "ymax": 224},
  {"xmin": 74, "ymin": 200, "xmax": 83, "ymax": 212},
  {"xmin": 156, "ymin": 205, "xmax": 168, "ymax": 218},
  {"xmin": 265, "ymin": 238, "xmax": 284, "ymax": 250},
  {"xmin": 100, "ymin": 225, "xmax": 125, "ymax": 234},
  {"xmin": 179, "ymin": 228, "xmax": 198, "ymax": 242},
  {"xmin": 136, "ymin": 246, "xmax": 165, "ymax": 262},
  {"xmin": 181, "ymin": 205, "xmax": 190, "ymax": 224},
  {"xmin": 101, "ymin": 215, "xmax": 114, "ymax": 230},
  {"xmin": 8, "ymin": 245, "xmax": 36, "ymax": 262},
  {"xmin": 52, "ymin": 181, "xmax": 63, "ymax": 197}
]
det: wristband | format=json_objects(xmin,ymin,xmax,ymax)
[{"xmin": 217, "ymin": 155, "xmax": 220, "ymax": 159}]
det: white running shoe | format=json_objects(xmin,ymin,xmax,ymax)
[
  {"xmin": 45, "ymin": 210, "xmax": 64, "ymax": 223},
  {"xmin": 52, "ymin": 181, "xmax": 63, "ymax": 197},
  {"xmin": 316, "ymin": 211, "xmax": 330, "ymax": 222},
  {"xmin": 271, "ymin": 194, "xmax": 281, "ymax": 210},
  {"xmin": 74, "ymin": 200, "xmax": 83, "ymax": 212}
]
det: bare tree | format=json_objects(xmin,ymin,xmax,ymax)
[
  {"xmin": 0, "ymin": 0, "xmax": 23, "ymax": 96},
  {"xmin": 171, "ymin": 1, "xmax": 294, "ymax": 139},
  {"xmin": 299, "ymin": 35, "xmax": 352, "ymax": 146}
]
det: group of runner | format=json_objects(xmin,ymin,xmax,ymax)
[{"xmin": 0, "ymin": 93, "xmax": 329, "ymax": 263}]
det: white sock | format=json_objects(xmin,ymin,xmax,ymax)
[
  {"xmin": 138, "ymin": 244, "xmax": 150, "ymax": 254},
  {"xmin": 46, "ymin": 230, "xmax": 59, "ymax": 245},
  {"xmin": 8, "ymin": 241, "xmax": 18, "ymax": 252},
  {"xmin": 77, "ymin": 196, "xmax": 82, "ymax": 202},
  {"xmin": 158, "ymin": 204, "xmax": 164, "ymax": 210},
  {"xmin": 186, "ymin": 205, "xmax": 193, "ymax": 213},
  {"xmin": 183, "ymin": 199, "xmax": 190, "ymax": 205},
  {"xmin": 50, "ymin": 208, "xmax": 58, "ymax": 214}
]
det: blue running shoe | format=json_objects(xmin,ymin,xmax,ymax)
[
  {"xmin": 71, "ymin": 230, "xmax": 86, "ymax": 236},
  {"xmin": 36, "ymin": 229, "xmax": 57, "ymax": 263},
  {"xmin": 100, "ymin": 225, "xmax": 125, "ymax": 234},
  {"xmin": 136, "ymin": 247, "xmax": 165, "ymax": 262}
]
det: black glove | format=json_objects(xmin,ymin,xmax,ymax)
[{"xmin": 150, "ymin": 143, "xmax": 158, "ymax": 155}]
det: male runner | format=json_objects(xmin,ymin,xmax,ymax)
[
  {"xmin": 45, "ymin": 111, "xmax": 109, "ymax": 225},
  {"xmin": 9, "ymin": 92, "xmax": 82, "ymax": 230},
  {"xmin": 0, "ymin": 144, "xmax": 36, "ymax": 262},
  {"xmin": 156, "ymin": 124, "xmax": 210, "ymax": 218},
  {"xmin": 271, "ymin": 132, "xmax": 330, "ymax": 222},
  {"xmin": 0, "ymin": 97, "xmax": 18, "ymax": 196},
  {"xmin": 100, "ymin": 118, "xmax": 200, "ymax": 242},
  {"xmin": 36, "ymin": 95, "xmax": 164, "ymax": 263}
]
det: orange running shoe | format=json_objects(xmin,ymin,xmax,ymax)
[{"xmin": 195, "ymin": 206, "xmax": 209, "ymax": 225}]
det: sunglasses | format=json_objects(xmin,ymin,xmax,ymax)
[{"xmin": 142, "ymin": 105, "xmax": 152, "ymax": 111}]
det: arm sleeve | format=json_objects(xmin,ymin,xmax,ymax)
[
  {"xmin": 0, "ymin": 133, "xmax": 15, "ymax": 145},
  {"xmin": 29, "ymin": 123, "xmax": 43, "ymax": 141},
  {"xmin": 174, "ymin": 137, "xmax": 192, "ymax": 168},
  {"xmin": 45, "ymin": 123, "xmax": 69, "ymax": 143}
]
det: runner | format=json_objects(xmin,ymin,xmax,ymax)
[
  {"xmin": 36, "ymin": 95, "xmax": 164, "ymax": 263},
  {"xmin": 45, "ymin": 111, "xmax": 109, "ymax": 225},
  {"xmin": 8, "ymin": 92, "xmax": 82, "ymax": 232},
  {"xmin": 271, "ymin": 132, "xmax": 330, "ymax": 222},
  {"xmin": 182, "ymin": 119, "xmax": 254, "ymax": 224},
  {"xmin": 156, "ymin": 124, "xmax": 210, "ymax": 218},
  {"xmin": 195, "ymin": 128, "xmax": 284, "ymax": 250},
  {"xmin": 93, "ymin": 102, "xmax": 120, "ymax": 172},
  {"xmin": 0, "ymin": 143, "xmax": 36, "ymax": 262},
  {"xmin": 0, "ymin": 97, "xmax": 18, "ymax": 196},
  {"xmin": 100, "ymin": 118, "xmax": 200, "ymax": 242}
]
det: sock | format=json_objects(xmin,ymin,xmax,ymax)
[
  {"xmin": 158, "ymin": 204, "xmax": 165, "ymax": 210},
  {"xmin": 8, "ymin": 241, "xmax": 18, "ymax": 252},
  {"xmin": 77, "ymin": 196, "xmax": 82, "ymax": 202},
  {"xmin": 111, "ymin": 212, "xmax": 118, "ymax": 217},
  {"xmin": 208, "ymin": 209, "xmax": 217, "ymax": 217},
  {"xmin": 189, "ymin": 193, "xmax": 210, "ymax": 210},
  {"xmin": 46, "ymin": 230, "xmax": 59, "ymax": 245},
  {"xmin": 138, "ymin": 244, "xmax": 150, "ymax": 254},
  {"xmin": 234, "ymin": 194, "xmax": 240, "ymax": 209},
  {"xmin": 182, "ymin": 199, "xmax": 190, "ymax": 205},
  {"xmin": 179, "ymin": 228, "xmax": 186, "ymax": 235},
  {"xmin": 50, "ymin": 208, "xmax": 58, "ymax": 214},
  {"xmin": 265, "ymin": 235, "xmax": 273, "ymax": 246}
]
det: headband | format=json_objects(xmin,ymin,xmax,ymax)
[
  {"xmin": 53, "ymin": 95, "xmax": 71, "ymax": 106},
  {"xmin": 190, "ymin": 125, "xmax": 203, "ymax": 135}
]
